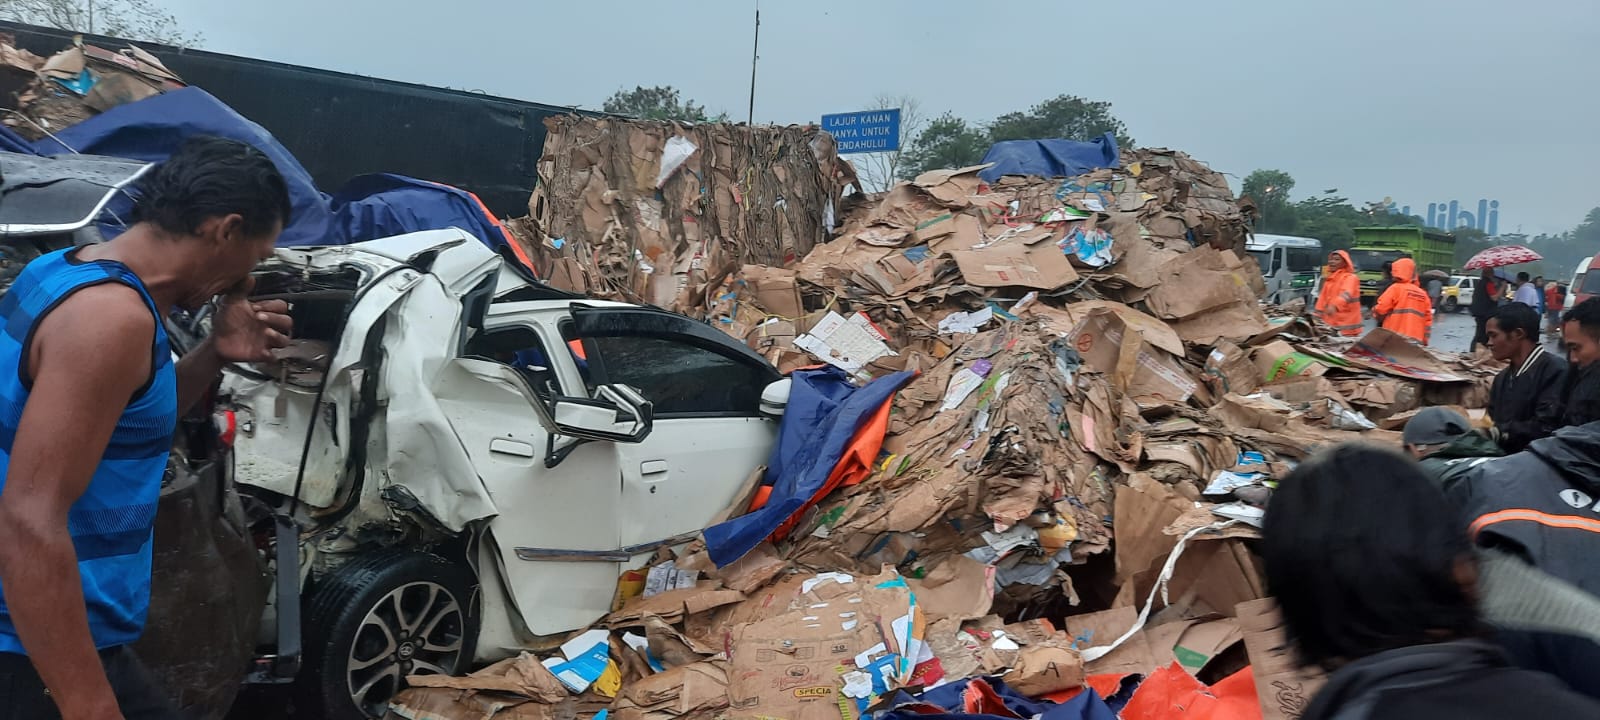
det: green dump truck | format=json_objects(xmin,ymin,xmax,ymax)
[{"xmin": 1347, "ymin": 226, "xmax": 1456, "ymax": 302}]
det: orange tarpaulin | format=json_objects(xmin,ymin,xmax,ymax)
[
  {"xmin": 769, "ymin": 396, "xmax": 894, "ymax": 541},
  {"xmin": 1119, "ymin": 664, "xmax": 1261, "ymax": 720}
]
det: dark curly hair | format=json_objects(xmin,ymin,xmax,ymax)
[
  {"xmin": 1262, "ymin": 443, "xmax": 1483, "ymax": 671},
  {"xmin": 131, "ymin": 135, "xmax": 291, "ymax": 239}
]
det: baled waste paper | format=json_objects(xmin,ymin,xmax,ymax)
[
  {"xmin": 517, "ymin": 114, "xmax": 854, "ymax": 315},
  {"xmin": 429, "ymin": 125, "xmax": 1499, "ymax": 718}
]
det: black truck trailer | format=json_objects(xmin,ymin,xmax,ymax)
[{"xmin": 0, "ymin": 19, "xmax": 577, "ymax": 219}]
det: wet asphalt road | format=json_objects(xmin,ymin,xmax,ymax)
[{"xmin": 1374, "ymin": 307, "xmax": 1564, "ymax": 355}]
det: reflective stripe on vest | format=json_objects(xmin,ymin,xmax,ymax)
[{"xmin": 1471, "ymin": 509, "xmax": 1600, "ymax": 539}]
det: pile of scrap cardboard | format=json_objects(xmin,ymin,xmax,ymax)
[
  {"xmin": 401, "ymin": 151, "xmax": 1495, "ymax": 719},
  {"xmin": 0, "ymin": 34, "xmax": 185, "ymax": 140},
  {"xmin": 512, "ymin": 115, "xmax": 854, "ymax": 315}
]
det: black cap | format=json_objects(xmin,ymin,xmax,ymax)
[{"xmin": 1402, "ymin": 407, "xmax": 1473, "ymax": 446}]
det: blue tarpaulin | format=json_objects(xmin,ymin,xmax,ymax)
[
  {"xmin": 22, "ymin": 87, "xmax": 520, "ymax": 258},
  {"xmin": 329, "ymin": 173, "xmax": 516, "ymax": 253},
  {"xmin": 34, "ymin": 88, "xmax": 337, "ymax": 248},
  {"xmin": 978, "ymin": 134, "xmax": 1120, "ymax": 183},
  {"xmin": 702, "ymin": 366, "xmax": 915, "ymax": 568}
]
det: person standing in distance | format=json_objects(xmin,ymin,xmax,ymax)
[
  {"xmin": 1373, "ymin": 257, "xmax": 1433, "ymax": 345},
  {"xmin": 1314, "ymin": 250, "xmax": 1363, "ymax": 337},
  {"xmin": 0, "ymin": 136, "xmax": 293, "ymax": 719},
  {"xmin": 1470, "ymin": 267, "xmax": 1500, "ymax": 352},
  {"xmin": 1514, "ymin": 271, "xmax": 1540, "ymax": 308}
]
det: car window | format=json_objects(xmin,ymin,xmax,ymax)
[
  {"xmin": 463, "ymin": 326, "xmax": 565, "ymax": 402},
  {"xmin": 1582, "ymin": 272, "xmax": 1600, "ymax": 295},
  {"xmin": 586, "ymin": 335, "xmax": 770, "ymax": 417}
]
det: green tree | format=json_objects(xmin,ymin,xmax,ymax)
[
  {"xmin": 988, "ymin": 94, "xmax": 1134, "ymax": 148},
  {"xmin": 1241, "ymin": 169, "xmax": 1296, "ymax": 234},
  {"xmin": 902, "ymin": 112, "xmax": 988, "ymax": 178},
  {"xmin": 602, "ymin": 85, "xmax": 712, "ymax": 122},
  {"xmin": 0, "ymin": 0, "xmax": 199, "ymax": 45}
]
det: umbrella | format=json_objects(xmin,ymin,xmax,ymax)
[
  {"xmin": 1422, "ymin": 269, "xmax": 1451, "ymax": 280},
  {"xmin": 1464, "ymin": 244, "xmax": 1542, "ymax": 270}
]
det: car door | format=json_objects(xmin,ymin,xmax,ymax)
[
  {"xmin": 569, "ymin": 305, "xmax": 782, "ymax": 550},
  {"xmin": 434, "ymin": 317, "xmax": 625, "ymax": 636}
]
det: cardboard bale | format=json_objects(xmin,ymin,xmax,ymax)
[{"xmin": 524, "ymin": 116, "xmax": 846, "ymax": 314}]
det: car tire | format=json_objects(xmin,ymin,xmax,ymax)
[
  {"xmin": 298, "ymin": 551, "xmax": 479, "ymax": 719},
  {"xmin": 1444, "ymin": 297, "xmax": 1459, "ymax": 313}
]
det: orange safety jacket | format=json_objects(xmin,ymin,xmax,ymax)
[
  {"xmin": 1375, "ymin": 258, "xmax": 1433, "ymax": 344},
  {"xmin": 1315, "ymin": 250, "xmax": 1363, "ymax": 336}
]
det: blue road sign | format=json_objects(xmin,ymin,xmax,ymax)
[{"xmin": 821, "ymin": 109, "xmax": 901, "ymax": 154}]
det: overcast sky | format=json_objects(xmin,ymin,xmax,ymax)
[{"xmin": 162, "ymin": 0, "xmax": 1598, "ymax": 235}]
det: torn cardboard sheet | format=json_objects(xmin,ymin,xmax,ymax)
[
  {"xmin": 794, "ymin": 311, "xmax": 896, "ymax": 377},
  {"xmin": 1069, "ymin": 310, "xmax": 1198, "ymax": 402},
  {"xmin": 1344, "ymin": 328, "xmax": 1468, "ymax": 383},
  {"xmin": 1252, "ymin": 340, "xmax": 1329, "ymax": 383},
  {"xmin": 1143, "ymin": 246, "xmax": 1259, "ymax": 320},
  {"xmin": 405, "ymin": 652, "xmax": 568, "ymax": 703},
  {"xmin": 1236, "ymin": 598, "xmax": 1327, "ymax": 720},
  {"xmin": 1082, "ymin": 519, "xmax": 1239, "ymax": 663},
  {"xmin": 948, "ymin": 243, "xmax": 1079, "ymax": 290}
]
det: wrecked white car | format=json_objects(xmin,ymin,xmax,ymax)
[{"xmin": 221, "ymin": 230, "xmax": 784, "ymax": 718}]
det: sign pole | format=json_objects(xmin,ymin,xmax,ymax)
[{"xmin": 747, "ymin": 1, "xmax": 760, "ymax": 125}]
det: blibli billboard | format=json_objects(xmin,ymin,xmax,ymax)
[{"xmin": 1391, "ymin": 199, "xmax": 1500, "ymax": 235}]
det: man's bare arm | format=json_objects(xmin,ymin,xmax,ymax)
[
  {"xmin": 175, "ymin": 335, "xmax": 226, "ymax": 416},
  {"xmin": 174, "ymin": 295, "xmax": 292, "ymax": 416},
  {"xmin": 0, "ymin": 285, "xmax": 155, "ymax": 720}
]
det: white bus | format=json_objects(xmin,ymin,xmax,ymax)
[{"xmin": 1247, "ymin": 233, "xmax": 1325, "ymax": 305}]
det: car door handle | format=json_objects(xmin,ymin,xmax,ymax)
[
  {"xmin": 640, "ymin": 460, "xmax": 669, "ymax": 476},
  {"xmin": 490, "ymin": 438, "xmax": 535, "ymax": 458}
]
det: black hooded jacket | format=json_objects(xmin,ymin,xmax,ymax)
[
  {"xmin": 1563, "ymin": 362, "xmax": 1600, "ymax": 427},
  {"xmin": 1302, "ymin": 640, "xmax": 1600, "ymax": 720},
  {"xmin": 1448, "ymin": 423, "xmax": 1600, "ymax": 596}
]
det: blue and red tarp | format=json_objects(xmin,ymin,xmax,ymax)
[
  {"xmin": 702, "ymin": 366, "xmax": 915, "ymax": 568},
  {"xmin": 879, "ymin": 676, "xmax": 1117, "ymax": 720}
]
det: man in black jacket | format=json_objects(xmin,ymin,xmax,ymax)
[
  {"xmin": 1262, "ymin": 445, "xmax": 1600, "ymax": 719},
  {"xmin": 1469, "ymin": 268, "xmax": 1500, "ymax": 352},
  {"xmin": 1560, "ymin": 297, "xmax": 1600, "ymax": 427},
  {"xmin": 1486, "ymin": 303, "xmax": 1566, "ymax": 451}
]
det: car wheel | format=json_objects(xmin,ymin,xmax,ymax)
[
  {"xmin": 299, "ymin": 551, "xmax": 479, "ymax": 719},
  {"xmin": 1444, "ymin": 297, "xmax": 1459, "ymax": 313}
]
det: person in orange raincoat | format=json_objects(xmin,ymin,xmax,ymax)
[
  {"xmin": 1375, "ymin": 257, "xmax": 1434, "ymax": 344},
  {"xmin": 1315, "ymin": 250, "xmax": 1363, "ymax": 337}
]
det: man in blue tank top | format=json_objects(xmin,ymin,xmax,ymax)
[{"xmin": 0, "ymin": 137, "xmax": 294, "ymax": 719}]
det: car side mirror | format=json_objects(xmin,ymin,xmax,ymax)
[
  {"xmin": 548, "ymin": 384, "xmax": 653, "ymax": 443},
  {"xmin": 759, "ymin": 378, "xmax": 791, "ymax": 419}
]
